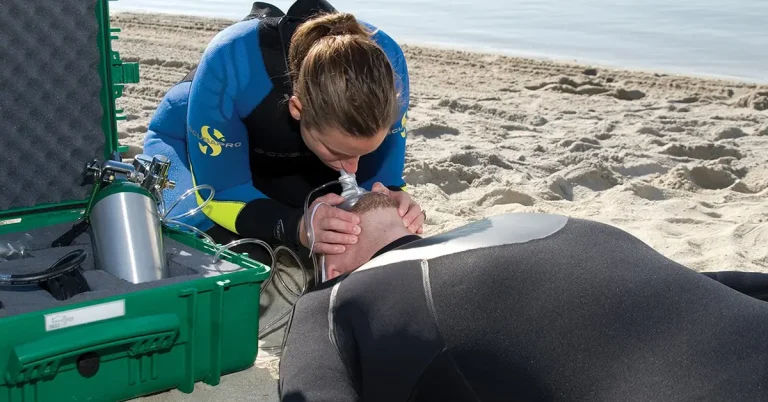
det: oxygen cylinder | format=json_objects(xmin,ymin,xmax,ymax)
[{"xmin": 89, "ymin": 179, "xmax": 168, "ymax": 284}]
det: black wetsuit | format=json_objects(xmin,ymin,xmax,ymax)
[{"xmin": 278, "ymin": 212, "xmax": 768, "ymax": 401}]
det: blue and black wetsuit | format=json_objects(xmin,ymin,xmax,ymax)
[
  {"xmin": 279, "ymin": 213, "xmax": 768, "ymax": 401},
  {"xmin": 143, "ymin": 0, "xmax": 410, "ymax": 251}
]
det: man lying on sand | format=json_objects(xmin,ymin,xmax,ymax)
[{"xmin": 278, "ymin": 191, "xmax": 768, "ymax": 401}]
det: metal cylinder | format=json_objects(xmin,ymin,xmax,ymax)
[{"xmin": 89, "ymin": 181, "xmax": 168, "ymax": 284}]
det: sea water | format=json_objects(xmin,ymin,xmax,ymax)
[{"xmin": 110, "ymin": 0, "xmax": 768, "ymax": 83}]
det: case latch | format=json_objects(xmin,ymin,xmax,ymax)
[
  {"xmin": 110, "ymin": 48, "xmax": 139, "ymax": 85},
  {"xmin": 112, "ymin": 62, "xmax": 139, "ymax": 85}
]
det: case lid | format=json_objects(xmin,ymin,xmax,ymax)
[{"xmin": 0, "ymin": 0, "xmax": 138, "ymax": 218}]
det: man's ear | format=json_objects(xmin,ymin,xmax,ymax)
[
  {"xmin": 326, "ymin": 262, "xmax": 343, "ymax": 281},
  {"xmin": 288, "ymin": 96, "xmax": 302, "ymax": 121},
  {"xmin": 371, "ymin": 182, "xmax": 391, "ymax": 196}
]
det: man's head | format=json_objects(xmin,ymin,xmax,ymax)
[{"xmin": 323, "ymin": 191, "xmax": 412, "ymax": 280}]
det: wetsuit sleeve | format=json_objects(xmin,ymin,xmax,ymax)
[
  {"xmin": 186, "ymin": 21, "xmax": 304, "ymax": 247},
  {"xmin": 279, "ymin": 284, "xmax": 359, "ymax": 402},
  {"xmin": 358, "ymin": 31, "xmax": 410, "ymax": 193}
]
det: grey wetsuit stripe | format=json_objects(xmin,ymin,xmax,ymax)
[
  {"xmin": 421, "ymin": 260, "xmax": 439, "ymax": 327},
  {"xmin": 327, "ymin": 281, "xmax": 347, "ymax": 367}
]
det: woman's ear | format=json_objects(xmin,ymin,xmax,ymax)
[{"xmin": 288, "ymin": 96, "xmax": 302, "ymax": 121}]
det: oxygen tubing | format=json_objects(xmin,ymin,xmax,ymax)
[
  {"xmin": 0, "ymin": 249, "xmax": 88, "ymax": 286},
  {"xmin": 155, "ymin": 183, "xmax": 311, "ymax": 341},
  {"xmin": 151, "ymin": 176, "xmax": 351, "ymax": 351},
  {"xmin": 303, "ymin": 180, "xmax": 342, "ymax": 285}
]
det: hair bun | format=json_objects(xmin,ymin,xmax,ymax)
[
  {"xmin": 311, "ymin": 12, "xmax": 369, "ymax": 38},
  {"xmin": 326, "ymin": 13, "xmax": 364, "ymax": 36}
]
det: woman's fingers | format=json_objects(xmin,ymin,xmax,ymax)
[
  {"xmin": 403, "ymin": 205, "xmax": 424, "ymax": 233},
  {"xmin": 313, "ymin": 242, "xmax": 346, "ymax": 255},
  {"xmin": 305, "ymin": 202, "xmax": 361, "ymax": 254},
  {"xmin": 319, "ymin": 229, "xmax": 358, "ymax": 246},
  {"xmin": 329, "ymin": 205, "xmax": 361, "ymax": 222},
  {"xmin": 321, "ymin": 216, "xmax": 361, "ymax": 236}
]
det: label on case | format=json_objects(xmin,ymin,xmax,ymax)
[{"xmin": 44, "ymin": 300, "xmax": 126, "ymax": 331}]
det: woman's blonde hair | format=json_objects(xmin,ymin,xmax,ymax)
[{"xmin": 288, "ymin": 12, "xmax": 401, "ymax": 138}]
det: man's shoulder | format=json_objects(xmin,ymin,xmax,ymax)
[{"xmin": 355, "ymin": 213, "xmax": 571, "ymax": 272}]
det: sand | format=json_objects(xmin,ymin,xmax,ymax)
[{"xmin": 110, "ymin": 10, "xmax": 768, "ymax": 401}]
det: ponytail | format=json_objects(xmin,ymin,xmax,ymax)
[{"xmin": 288, "ymin": 12, "xmax": 400, "ymax": 139}]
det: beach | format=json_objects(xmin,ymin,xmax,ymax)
[{"xmin": 111, "ymin": 11, "xmax": 768, "ymax": 401}]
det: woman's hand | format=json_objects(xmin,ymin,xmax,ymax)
[
  {"xmin": 371, "ymin": 182, "xmax": 425, "ymax": 234},
  {"xmin": 299, "ymin": 193, "xmax": 362, "ymax": 255}
]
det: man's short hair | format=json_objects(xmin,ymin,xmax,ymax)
[{"xmin": 350, "ymin": 192, "xmax": 400, "ymax": 214}]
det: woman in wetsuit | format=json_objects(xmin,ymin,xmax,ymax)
[{"xmin": 142, "ymin": 0, "xmax": 424, "ymax": 261}]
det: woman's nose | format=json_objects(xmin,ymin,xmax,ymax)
[{"xmin": 340, "ymin": 158, "xmax": 359, "ymax": 174}]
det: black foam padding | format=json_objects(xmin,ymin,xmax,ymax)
[
  {"xmin": 0, "ymin": 223, "xmax": 244, "ymax": 318},
  {"xmin": 0, "ymin": 0, "xmax": 106, "ymax": 211}
]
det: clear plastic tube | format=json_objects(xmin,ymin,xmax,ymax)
[
  {"xmin": 274, "ymin": 245, "xmax": 308, "ymax": 297},
  {"xmin": 163, "ymin": 184, "xmax": 215, "ymax": 221},
  {"xmin": 257, "ymin": 245, "xmax": 309, "ymax": 338},
  {"xmin": 303, "ymin": 180, "xmax": 342, "ymax": 285},
  {"xmin": 154, "ymin": 176, "xmax": 340, "ymax": 351},
  {"xmin": 211, "ymin": 238, "xmax": 275, "ymax": 274},
  {"xmin": 161, "ymin": 219, "xmax": 217, "ymax": 247}
]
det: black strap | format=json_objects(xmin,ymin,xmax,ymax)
[
  {"xmin": 248, "ymin": 2, "xmax": 286, "ymax": 19},
  {"xmin": 51, "ymin": 219, "xmax": 90, "ymax": 248},
  {"xmin": 179, "ymin": 2, "xmax": 289, "ymax": 85}
]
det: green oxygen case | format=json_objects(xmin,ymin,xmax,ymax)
[{"xmin": 0, "ymin": 1, "xmax": 271, "ymax": 401}]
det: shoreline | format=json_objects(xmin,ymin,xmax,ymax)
[{"xmin": 400, "ymin": 39, "xmax": 768, "ymax": 87}]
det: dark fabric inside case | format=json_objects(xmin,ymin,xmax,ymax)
[
  {"xmin": 0, "ymin": 0, "xmax": 105, "ymax": 211},
  {"xmin": 0, "ymin": 223, "xmax": 244, "ymax": 318}
]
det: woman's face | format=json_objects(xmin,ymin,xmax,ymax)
[
  {"xmin": 289, "ymin": 96, "xmax": 387, "ymax": 173},
  {"xmin": 302, "ymin": 125, "xmax": 387, "ymax": 173}
]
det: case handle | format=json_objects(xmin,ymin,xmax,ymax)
[{"xmin": 5, "ymin": 314, "xmax": 180, "ymax": 385}]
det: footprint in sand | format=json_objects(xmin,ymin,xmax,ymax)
[
  {"xmin": 539, "ymin": 175, "xmax": 573, "ymax": 201},
  {"xmin": 126, "ymin": 124, "xmax": 148, "ymax": 134},
  {"xmin": 735, "ymin": 91, "xmax": 768, "ymax": 111},
  {"xmin": 655, "ymin": 164, "xmax": 738, "ymax": 191},
  {"xmin": 404, "ymin": 161, "xmax": 480, "ymax": 195},
  {"xmin": 612, "ymin": 162, "xmax": 669, "ymax": 177},
  {"xmin": 637, "ymin": 126, "xmax": 664, "ymax": 137},
  {"xmin": 626, "ymin": 183, "xmax": 667, "ymax": 201},
  {"xmin": 409, "ymin": 123, "xmax": 460, "ymax": 139},
  {"xmin": 568, "ymin": 142, "xmax": 601, "ymax": 153},
  {"xmin": 449, "ymin": 151, "xmax": 516, "ymax": 170},
  {"xmin": 476, "ymin": 188, "xmax": 535, "ymax": 207},
  {"xmin": 564, "ymin": 162, "xmax": 621, "ymax": 192},
  {"xmin": 525, "ymin": 76, "xmax": 646, "ymax": 100},
  {"xmin": 661, "ymin": 142, "xmax": 743, "ymax": 160},
  {"xmin": 713, "ymin": 127, "xmax": 748, "ymax": 140},
  {"xmin": 670, "ymin": 96, "xmax": 700, "ymax": 104}
]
